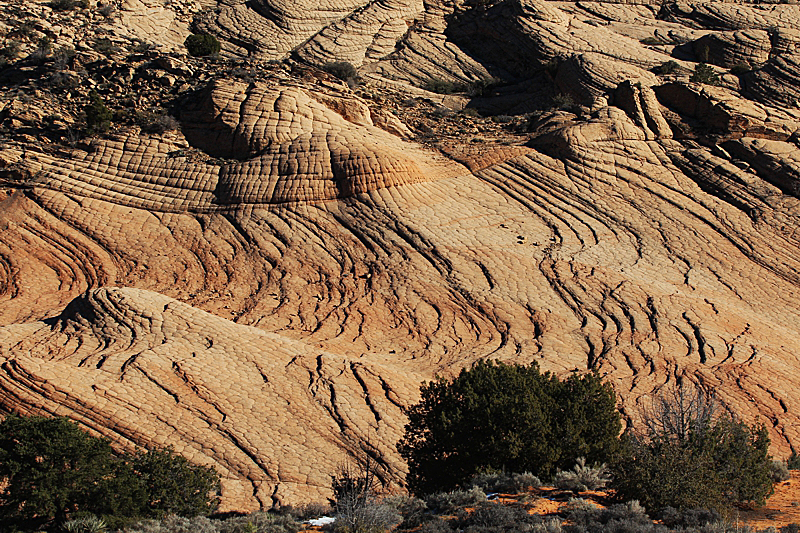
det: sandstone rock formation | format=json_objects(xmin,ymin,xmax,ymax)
[{"xmin": 2, "ymin": 0, "xmax": 800, "ymax": 513}]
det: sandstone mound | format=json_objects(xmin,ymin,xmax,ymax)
[
  {"xmin": 692, "ymin": 30, "xmax": 771, "ymax": 69},
  {"xmin": 744, "ymin": 54, "xmax": 800, "ymax": 109},
  {"xmin": 0, "ymin": 82, "xmax": 464, "ymax": 209},
  {"xmin": 664, "ymin": 4, "xmax": 800, "ymax": 32},
  {"xmin": 554, "ymin": 53, "xmax": 659, "ymax": 107},
  {"xmin": 0, "ymin": 287, "xmax": 414, "ymax": 510}
]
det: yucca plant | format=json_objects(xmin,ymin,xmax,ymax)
[{"xmin": 63, "ymin": 515, "xmax": 107, "ymax": 533}]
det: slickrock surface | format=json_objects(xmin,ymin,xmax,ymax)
[{"xmin": 3, "ymin": 0, "xmax": 800, "ymax": 512}]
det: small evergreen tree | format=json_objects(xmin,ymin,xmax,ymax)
[
  {"xmin": 84, "ymin": 90, "xmax": 112, "ymax": 134},
  {"xmin": 185, "ymin": 33, "xmax": 221, "ymax": 57},
  {"xmin": 690, "ymin": 63, "xmax": 720, "ymax": 85},
  {"xmin": 397, "ymin": 360, "xmax": 621, "ymax": 495},
  {"xmin": 0, "ymin": 415, "xmax": 118, "ymax": 528},
  {"xmin": 323, "ymin": 61, "xmax": 358, "ymax": 83},
  {"xmin": 611, "ymin": 385, "xmax": 773, "ymax": 513},
  {"xmin": 132, "ymin": 447, "xmax": 220, "ymax": 518},
  {"xmin": 0, "ymin": 414, "xmax": 220, "ymax": 528}
]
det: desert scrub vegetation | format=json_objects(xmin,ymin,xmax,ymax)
[
  {"xmin": 49, "ymin": 0, "xmax": 89, "ymax": 11},
  {"xmin": 398, "ymin": 360, "xmax": 621, "ymax": 494},
  {"xmin": 0, "ymin": 414, "xmax": 220, "ymax": 531},
  {"xmin": 423, "ymin": 77, "xmax": 468, "ymax": 94},
  {"xmin": 329, "ymin": 457, "xmax": 401, "ymax": 533},
  {"xmin": 185, "ymin": 33, "xmax": 221, "ymax": 57},
  {"xmin": 656, "ymin": 60, "xmax": 680, "ymax": 75},
  {"xmin": 422, "ymin": 77, "xmax": 500, "ymax": 96},
  {"xmin": 323, "ymin": 61, "xmax": 358, "ymax": 83},
  {"xmin": 469, "ymin": 471, "xmax": 542, "ymax": 494},
  {"xmin": 610, "ymin": 385, "xmax": 774, "ymax": 514},
  {"xmin": 424, "ymin": 487, "xmax": 487, "ymax": 514},
  {"xmin": 553, "ymin": 457, "xmax": 610, "ymax": 493},
  {"xmin": 85, "ymin": 90, "xmax": 113, "ymax": 134},
  {"xmin": 690, "ymin": 63, "xmax": 720, "ymax": 85}
]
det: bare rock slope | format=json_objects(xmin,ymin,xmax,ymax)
[{"xmin": 2, "ymin": 0, "xmax": 800, "ymax": 511}]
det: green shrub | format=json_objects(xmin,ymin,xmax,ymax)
[
  {"xmin": 551, "ymin": 93, "xmax": 576, "ymax": 112},
  {"xmin": 97, "ymin": 3, "xmax": 115, "ymax": 18},
  {"xmin": 658, "ymin": 507, "xmax": 720, "ymax": 529},
  {"xmin": 690, "ymin": 63, "xmax": 720, "ymax": 85},
  {"xmin": 469, "ymin": 471, "xmax": 542, "ymax": 494},
  {"xmin": 382, "ymin": 494, "xmax": 428, "ymax": 529},
  {"xmin": 185, "ymin": 33, "xmax": 221, "ymax": 57},
  {"xmin": 772, "ymin": 460, "xmax": 791, "ymax": 482},
  {"xmin": 788, "ymin": 451, "xmax": 800, "ymax": 470},
  {"xmin": 85, "ymin": 90, "xmax": 113, "ymax": 134},
  {"xmin": 0, "ymin": 40, "xmax": 21, "ymax": 65},
  {"xmin": 611, "ymin": 386, "xmax": 773, "ymax": 513},
  {"xmin": 218, "ymin": 512, "xmax": 302, "ymax": 533},
  {"xmin": 424, "ymin": 78, "xmax": 468, "ymax": 94},
  {"xmin": 457, "ymin": 501, "xmax": 540, "ymax": 531},
  {"xmin": 729, "ymin": 63, "xmax": 751, "ymax": 75},
  {"xmin": 137, "ymin": 111, "xmax": 180, "ymax": 134},
  {"xmin": 0, "ymin": 414, "xmax": 220, "ymax": 529},
  {"xmin": 132, "ymin": 447, "xmax": 220, "ymax": 518},
  {"xmin": 553, "ymin": 457, "xmax": 610, "ymax": 493},
  {"xmin": 424, "ymin": 487, "xmax": 487, "ymax": 513},
  {"xmin": 640, "ymin": 37, "xmax": 662, "ymax": 45},
  {"xmin": 31, "ymin": 35, "xmax": 53, "ymax": 63},
  {"xmin": 467, "ymin": 77, "xmax": 501, "ymax": 97},
  {"xmin": 63, "ymin": 515, "xmax": 108, "ymax": 533},
  {"xmin": 322, "ymin": 61, "xmax": 358, "ymax": 82},
  {"xmin": 92, "ymin": 37, "xmax": 120, "ymax": 56},
  {"xmin": 398, "ymin": 360, "xmax": 621, "ymax": 495},
  {"xmin": 50, "ymin": 0, "xmax": 88, "ymax": 11},
  {"xmin": 657, "ymin": 60, "xmax": 680, "ymax": 75}
]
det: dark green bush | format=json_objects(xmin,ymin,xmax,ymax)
[
  {"xmin": 0, "ymin": 414, "xmax": 123, "ymax": 528},
  {"xmin": 92, "ymin": 37, "xmax": 120, "ymax": 56},
  {"xmin": 640, "ymin": 37, "xmax": 662, "ymax": 45},
  {"xmin": 0, "ymin": 414, "xmax": 220, "ymax": 529},
  {"xmin": 185, "ymin": 33, "xmax": 221, "ymax": 57},
  {"xmin": 788, "ymin": 451, "xmax": 800, "ymax": 470},
  {"xmin": 611, "ymin": 386, "xmax": 773, "ymax": 513},
  {"xmin": 398, "ymin": 360, "xmax": 621, "ymax": 495},
  {"xmin": 323, "ymin": 61, "xmax": 358, "ymax": 82},
  {"xmin": 690, "ymin": 63, "xmax": 720, "ymax": 85},
  {"xmin": 132, "ymin": 447, "xmax": 220, "ymax": 518},
  {"xmin": 729, "ymin": 63, "xmax": 751, "ymax": 76},
  {"xmin": 423, "ymin": 78, "xmax": 468, "ymax": 94},
  {"xmin": 657, "ymin": 61, "xmax": 680, "ymax": 75},
  {"xmin": 50, "ymin": 0, "xmax": 88, "ymax": 11},
  {"xmin": 85, "ymin": 90, "xmax": 113, "ymax": 134}
]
